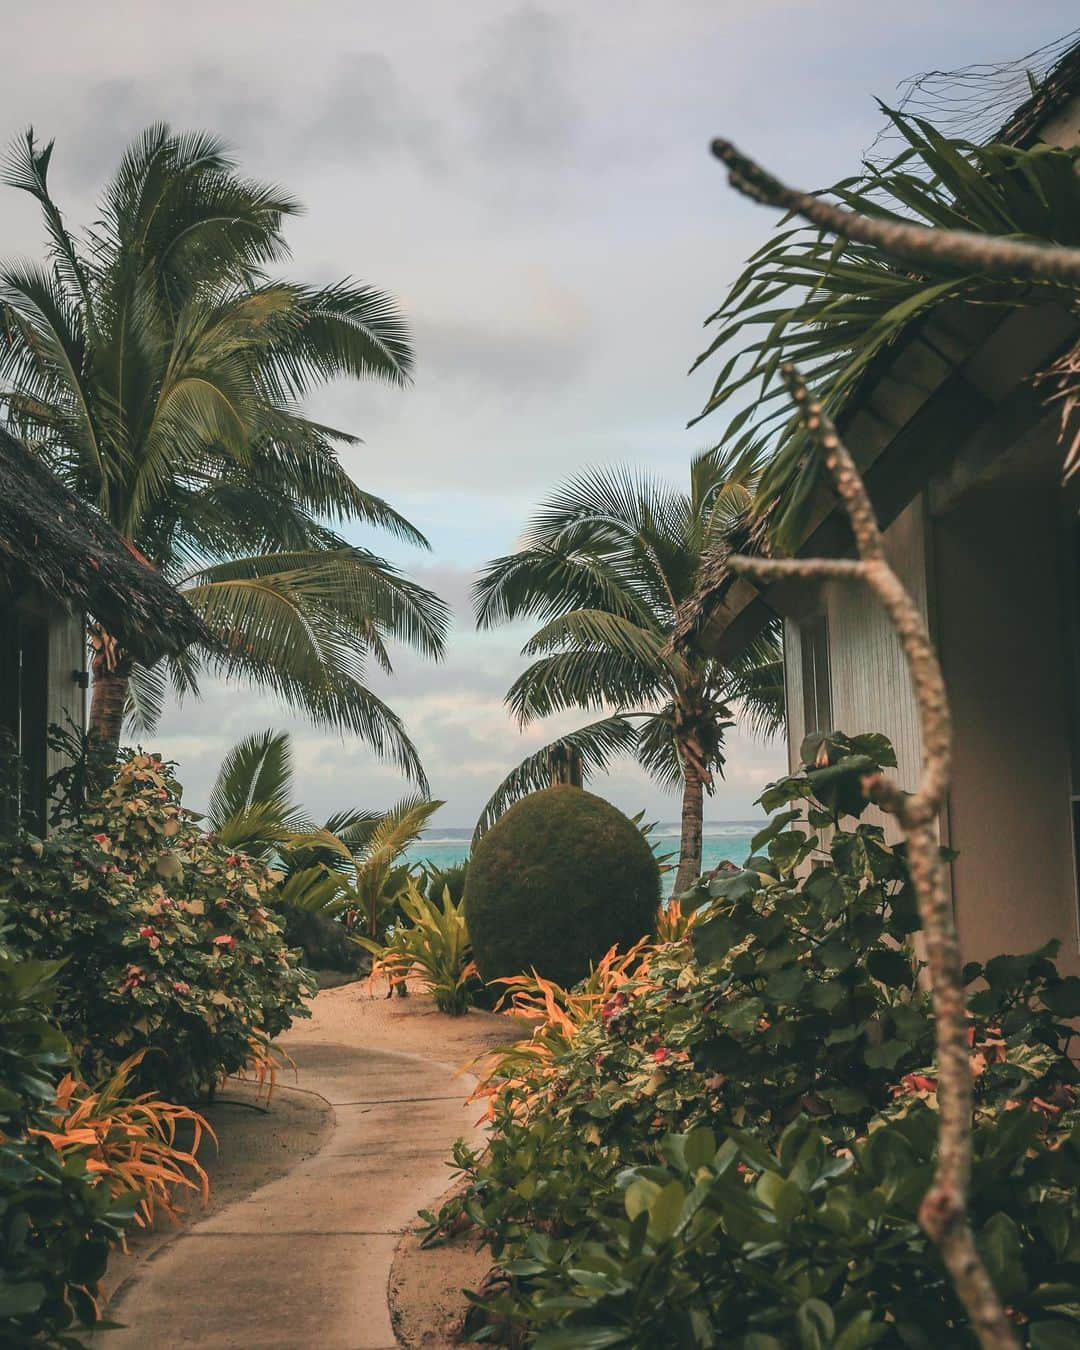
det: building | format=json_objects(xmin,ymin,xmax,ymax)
[
  {"xmin": 680, "ymin": 54, "xmax": 1080, "ymax": 976},
  {"xmin": 0, "ymin": 428, "xmax": 210, "ymax": 829}
]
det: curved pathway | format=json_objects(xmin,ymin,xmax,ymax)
[{"xmin": 105, "ymin": 1007, "xmax": 489, "ymax": 1349}]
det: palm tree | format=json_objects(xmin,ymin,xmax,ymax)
[
  {"xmin": 0, "ymin": 127, "xmax": 447, "ymax": 782},
  {"xmin": 473, "ymin": 450, "xmax": 785, "ymax": 893},
  {"xmin": 206, "ymin": 728, "xmax": 442, "ymax": 938}
]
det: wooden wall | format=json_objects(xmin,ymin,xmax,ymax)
[
  {"xmin": 46, "ymin": 610, "xmax": 86, "ymax": 784},
  {"xmin": 783, "ymin": 496, "xmax": 930, "ymax": 837}
]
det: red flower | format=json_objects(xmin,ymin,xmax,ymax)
[
  {"xmin": 92, "ymin": 833, "xmax": 109, "ymax": 846},
  {"xmin": 172, "ymin": 980, "xmax": 191, "ymax": 995},
  {"xmin": 139, "ymin": 925, "xmax": 154, "ymax": 938},
  {"xmin": 213, "ymin": 934, "xmax": 237, "ymax": 951},
  {"xmin": 894, "ymin": 1072, "xmax": 938, "ymax": 1097},
  {"xmin": 225, "ymin": 854, "xmax": 241, "ymax": 866},
  {"xmin": 600, "ymin": 992, "xmax": 627, "ymax": 1026},
  {"xmin": 652, "ymin": 1047, "xmax": 672, "ymax": 1064}
]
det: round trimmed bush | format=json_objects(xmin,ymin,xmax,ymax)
[{"xmin": 465, "ymin": 786, "xmax": 661, "ymax": 989}]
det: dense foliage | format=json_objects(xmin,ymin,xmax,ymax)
[
  {"xmin": 1, "ymin": 752, "xmax": 314, "ymax": 1100},
  {"xmin": 207, "ymin": 729, "xmax": 443, "ymax": 945},
  {"xmin": 0, "ymin": 944, "xmax": 135, "ymax": 1346},
  {"xmin": 465, "ymin": 786, "xmax": 661, "ymax": 989},
  {"xmin": 432, "ymin": 733, "xmax": 1080, "ymax": 1347}
]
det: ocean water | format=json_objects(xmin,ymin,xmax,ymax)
[{"xmin": 405, "ymin": 821, "xmax": 761, "ymax": 879}]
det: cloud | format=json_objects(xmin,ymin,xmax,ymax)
[
  {"xmin": 300, "ymin": 53, "xmax": 445, "ymax": 169},
  {"xmin": 460, "ymin": 6, "xmax": 579, "ymax": 165}
]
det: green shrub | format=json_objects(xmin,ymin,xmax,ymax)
[
  {"xmin": 464, "ymin": 786, "xmax": 660, "ymax": 988},
  {"xmin": 0, "ymin": 940, "xmax": 135, "ymax": 1346},
  {"xmin": 278, "ymin": 905, "xmax": 365, "ymax": 973},
  {"xmin": 356, "ymin": 879, "xmax": 475, "ymax": 1015},
  {"xmin": 433, "ymin": 732, "xmax": 1080, "ymax": 1346},
  {"xmin": 421, "ymin": 858, "xmax": 469, "ymax": 905},
  {"xmin": 2, "ymin": 752, "xmax": 315, "ymax": 1101}
]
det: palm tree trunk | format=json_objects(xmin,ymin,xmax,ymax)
[
  {"xmin": 89, "ymin": 642, "xmax": 129, "ymax": 757},
  {"xmin": 674, "ymin": 761, "xmax": 704, "ymax": 895}
]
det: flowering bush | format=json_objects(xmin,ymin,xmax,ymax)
[
  {"xmin": 2, "ymin": 753, "xmax": 315, "ymax": 1100},
  {"xmin": 428, "ymin": 732, "xmax": 1080, "ymax": 1346}
]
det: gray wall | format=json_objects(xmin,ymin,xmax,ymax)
[{"xmin": 933, "ymin": 479, "xmax": 1078, "ymax": 976}]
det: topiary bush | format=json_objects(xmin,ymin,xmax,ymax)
[{"xmin": 464, "ymin": 786, "xmax": 660, "ymax": 988}]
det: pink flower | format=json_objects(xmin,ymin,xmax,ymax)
[
  {"xmin": 138, "ymin": 925, "xmax": 154, "ymax": 938},
  {"xmin": 120, "ymin": 964, "xmax": 146, "ymax": 992},
  {"xmin": 172, "ymin": 980, "xmax": 191, "ymax": 995},
  {"xmin": 213, "ymin": 934, "xmax": 237, "ymax": 951},
  {"xmin": 892, "ymin": 1073, "xmax": 937, "ymax": 1098},
  {"xmin": 148, "ymin": 935, "xmax": 160, "ymax": 950}
]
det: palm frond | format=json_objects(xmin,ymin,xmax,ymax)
[
  {"xmin": 693, "ymin": 112, "xmax": 1080, "ymax": 548},
  {"xmin": 206, "ymin": 729, "xmax": 295, "ymax": 835},
  {"xmin": 633, "ymin": 706, "xmax": 684, "ymax": 792},
  {"xmin": 472, "ymin": 714, "xmax": 640, "ymax": 845}
]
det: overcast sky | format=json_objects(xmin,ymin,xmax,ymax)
[{"xmin": 5, "ymin": 2, "xmax": 1076, "ymax": 825}]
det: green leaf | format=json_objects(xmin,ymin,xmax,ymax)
[
  {"xmin": 765, "ymin": 966, "xmax": 807, "ymax": 1002},
  {"xmin": 866, "ymin": 948, "xmax": 914, "ymax": 989},
  {"xmin": 1028, "ymin": 1322, "xmax": 1080, "ymax": 1350},
  {"xmin": 751, "ymin": 809, "xmax": 802, "ymax": 852},
  {"xmin": 683, "ymin": 1127, "xmax": 717, "ymax": 1172},
  {"xmin": 0, "ymin": 1279, "xmax": 46, "ymax": 1317},
  {"xmin": 647, "ymin": 1180, "xmax": 687, "ymax": 1242},
  {"xmin": 978, "ymin": 1212, "xmax": 1027, "ymax": 1302},
  {"xmin": 1043, "ymin": 977, "xmax": 1080, "ymax": 1018},
  {"xmin": 795, "ymin": 1299, "xmax": 835, "ymax": 1350}
]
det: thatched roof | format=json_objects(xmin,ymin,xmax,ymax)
[{"xmin": 0, "ymin": 429, "xmax": 211, "ymax": 664}]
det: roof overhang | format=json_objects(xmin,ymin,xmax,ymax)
[{"xmin": 693, "ymin": 299, "xmax": 1080, "ymax": 659}]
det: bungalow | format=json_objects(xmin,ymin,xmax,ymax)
[
  {"xmin": 0, "ymin": 428, "xmax": 209, "ymax": 829},
  {"xmin": 681, "ymin": 60, "xmax": 1080, "ymax": 976}
]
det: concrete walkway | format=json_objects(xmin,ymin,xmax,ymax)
[{"xmin": 105, "ymin": 1033, "xmax": 486, "ymax": 1349}]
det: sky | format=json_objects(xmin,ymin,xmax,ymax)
[{"xmin": 4, "ymin": 1, "xmax": 1076, "ymax": 826}]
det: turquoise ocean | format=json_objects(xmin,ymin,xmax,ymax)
[{"xmin": 405, "ymin": 821, "xmax": 762, "ymax": 877}]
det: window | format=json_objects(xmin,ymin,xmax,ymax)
[{"xmin": 800, "ymin": 612, "xmax": 832, "ymax": 737}]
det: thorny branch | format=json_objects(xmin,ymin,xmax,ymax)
[
  {"xmin": 711, "ymin": 137, "xmax": 1080, "ymax": 286},
  {"xmin": 728, "ymin": 364, "xmax": 1018, "ymax": 1350}
]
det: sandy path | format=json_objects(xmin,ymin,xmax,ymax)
[{"xmin": 103, "ymin": 983, "xmax": 511, "ymax": 1349}]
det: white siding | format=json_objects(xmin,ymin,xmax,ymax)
[
  {"xmin": 822, "ymin": 496, "xmax": 929, "ymax": 797},
  {"xmin": 783, "ymin": 616, "xmax": 805, "ymax": 773},
  {"xmin": 784, "ymin": 497, "xmax": 930, "ymax": 840}
]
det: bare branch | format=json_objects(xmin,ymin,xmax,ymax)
[
  {"xmin": 729, "ymin": 362, "xmax": 1017, "ymax": 1350},
  {"xmin": 711, "ymin": 137, "xmax": 1080, "ymax": 286}
]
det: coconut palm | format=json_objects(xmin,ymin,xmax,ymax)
[
  {"xmin": 0, "ymin": 126, "xmax": 447, "ymax": 782},
  {"xmin": 206, "ymin": 728, "xmax": 442, "ymax": 937},
  {"xmin": 473, "ymin": 450, "xmax": 785, "ymax": 893}
]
